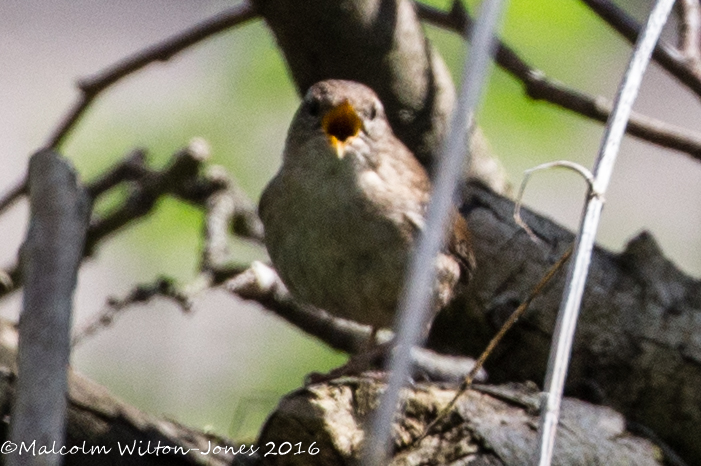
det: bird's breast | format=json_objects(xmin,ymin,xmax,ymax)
[{"xmin": 262, "ymin": 164, "xmax": 415, "ymax": 327}]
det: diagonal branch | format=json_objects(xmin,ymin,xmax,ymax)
[
  {"xmin": 46, "ymin": 1, "xmax": 258, "ymax": 150},
  {"xmin": 415, "ymin": 1, "xmax": 701, "ymax": 163},
  {"xmin": 224, "ymin": 262, "xmax": 485, "ymax": 383},
  {"xmin": 581, "ymin": 0, "xmax": 701, "ymax": 91},
  {"xmin": 74, "ymin": 261, "xmax": 485, "ymax": 384},
  {"xmin": 0, "ymin": 181, "xmax": 26, "ymax": 216},
  {"xmin": 0, "ymin": 2, "xmax": 259, "ymax": 218}
]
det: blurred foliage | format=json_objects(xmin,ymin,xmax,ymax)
[{"xmin": 62, "ymin": 0, "xmax": 629, "ymax": 437}]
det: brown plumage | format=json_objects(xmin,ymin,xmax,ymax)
[{"xmin": 259, "ymin": 80, "xmax": 474, "ymax": 331}]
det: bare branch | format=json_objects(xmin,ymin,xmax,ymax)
[
  {"xmin": 10, "ymin": 150, "xmax": 90, "ymax": 466},
  {"xmin": 46, "ymin": 2, "xmax": 258, "ymax": 150},
  {"xmin": 199, "ymin": 166, "xmax": 264, "ymax": 274},
  {"xmin": 581, "ymin": 0, "xmax": 701, "ymax": 91},
  {"xmin": 456, "ymin": 181, "xmax": 701, "ymax": 464},
  {"xmin": 85, "ymin": 148, "xmax": 148, "ymax": 199},
  {"xmin": 71, "ymin": 257, "xmax": 484, "ymax": 383},
  {"xmin": 536, "ymin": 2, "xmax": 675, "ymax": 463},
  {"xmin": 72, "ymin": 263, "xmax": 255, "ymax": 347},
  {"xmin": 0, "ymin": 141, "xmax": 264, "ymax": 299},
  {"xmin": 259, "ymin": 376, "xmax": 665, "ymax": 466},
  {"xmin": 224, "ymin": 262, "xmax": 484, "ymax": 383},
  {"xmin": 72, "ymin": 277, "xmax": 188, "ymax": 347},
  {"xmin": 0, "ymin": 3, "xmax": 258, "ymax": 217},
  {"xmin": 416, "ymin": 1, "xmax": 701, "ymax": 163},
  {"xmin": 84, "ymin": 141, "xmax": 211, "ymax": 254},
  {"xmin": 85, "ymin": 140, "xmax": 262, "ymax": 254},
  {"xmin": 226, "ymin": 262, "xmax": 370, "ymax": 354},
  {"xmin": 0, "ymin": 179, "xmax": 26, "ymax": 216}
]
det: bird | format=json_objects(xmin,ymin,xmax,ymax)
[{"xmin": 259, "ymin": 79, "xmax": 475, "ymax": 340}]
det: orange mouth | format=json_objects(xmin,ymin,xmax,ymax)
[{"xmin": 321, "ymin": 100, "xmax": 362, "ymax": 158}]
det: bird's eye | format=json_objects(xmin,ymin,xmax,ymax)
[
  {"xmin": 369, "ymin": 104, "xmax": 377, "ymax": 120},
  {"xmin": 306, "ymin": 99, "xmax": 321, "ymax": 117}
]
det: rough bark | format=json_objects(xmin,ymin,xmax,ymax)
[
  {"xmin": 257, "ymin": 377, "xmax": 663, "ymax": 466},
  {"xmin": 426, "ymin": 182, "xmax": 701, "ymax": 464}
]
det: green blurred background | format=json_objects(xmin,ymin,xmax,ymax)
[{"xmin": 1, "ymin": 0, "xmax": 699, "ymax": 441}]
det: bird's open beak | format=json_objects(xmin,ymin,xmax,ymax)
[{"xmin": 321, "ymin": 100, "xmax": 363, "ymax": 158}]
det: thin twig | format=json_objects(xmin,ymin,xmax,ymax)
[
  {"xmin": 0, "ymin": 2, "xmax": 258, "ymax": 218},
  {"xmin": 417, "ymin": 246, "xmax": 573, "ymax": 444},
  {"xmin": 0, "ymin": 141, "xmax": 263, "ymax": 299},
  {"xmin": 364, "ymin": 1, "xmax": 507, "ymax": 465},
  {"xmin": 0, "ymin": 179, "xmax": 27, "ymax": 215},
  {"xmin": 84, "ymin": 140, "xmax": 211, "ymax": 254},
  {"xmin": 415, "ymin": 1, "xmax": 701, "ymax": 162},
  {"xmin": 72, "ymin": 277, "xmax": 187, "ymax": 347},
  {"xmin": 202, "ymin": 182, "xmax": 237, "ymax": 274},
  {"xmin": 581, "ymin": 0, "xmax": 701, "ymax": 91},
  {"xmin": 46, "ymin": 1, "xmax": 258, "ymax": 150},
  {"xmin": 86, "ymin": 148, "xmax": 148, "ymax": 198},
  {"xmin": 536, "ymin": 2, "xmax": 675, "ymax": 465},
  {"xmin": 199, "ymin": 165, "xmax": 264, "ymax": 275}
]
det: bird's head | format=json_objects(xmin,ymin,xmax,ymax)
[{"xmin": 287, "ymin": 80, "xmax": 390, "ymax": 161}]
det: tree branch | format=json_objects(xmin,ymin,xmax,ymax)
[
  {"xmin": 72, "ymin": 277, "xmax": 189, "ymax": 347},
  {"xmin": 433, "ymin": 182, "xmax": 701, "ymax": 464},
  {"xmin": 258, "ymin": 377, "xmax": 665, "ymax": 465},
  {"xmin": 10, "ymin": 150, "xmax": 90, "ymax": 466},
  {"xmin": 0, "ymin": 2, "xmax": 259, "ymax": 219},
  {"xmin": 580, "ymin": 0, "xmax": 701, "ymax": 92},
  {"xmin": 46, "ymin": 2, "xmax": 258, "ymax": 150},
  {"xmin": 223, "ymin": 261, "xmax": 485, "ymax": 383},
  {"xmin": 416, "ymin": 1, "xmax": 701, "ymax": 162},
  {"xmin": 0, "ymin": 181, "xmax": 26, "ymax": 218},
  {"xmin": 0, "ymin": 141, "xmax": 264, "ymax": 299}
]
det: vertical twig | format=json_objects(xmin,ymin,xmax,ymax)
[
  {"xmin": 535, "ymin": 1, "xmax": 676, "ymax": 465},
  {"xmin": 362, "ymin": 1, "xmax": 507, "ymax": 464},
  {"xmin": 9, "ymin": 150, "xmax": 90, "ymax": 466}
]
